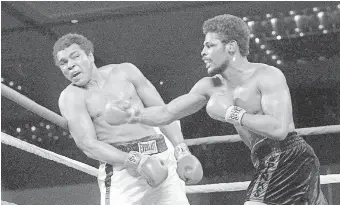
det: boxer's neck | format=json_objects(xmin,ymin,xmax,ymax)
[
  {"xmin": 221, "ymin": 56, "xmax": 253, "ymax": 87},
  {"xmin": 86, "ymin": 66, "xmax": 106, "ymax": 89}
]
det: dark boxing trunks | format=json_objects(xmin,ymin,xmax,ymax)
[
  {"xmin": 111, "ymin": 134, "xmax": 168, "ymax": 155},
  {"xmin": 246, "ymin": 132, "xmax": 328, "ymax": 205}
]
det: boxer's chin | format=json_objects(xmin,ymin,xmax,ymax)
[
  {"xmin": 72, "ymin": 78, "xmax": 88, "ymax": 87},
  {"xmin": 207, "ymin": 66, "xmax": 223, "ymax": 76}
]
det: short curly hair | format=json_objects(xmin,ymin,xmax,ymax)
[
  {"xmin": 53, "ymin": 33, "xmax": 94, "ymax": 65},
  {"xmin": 202, "ymin": 14, "xmax": 250, "ymax": 56}
]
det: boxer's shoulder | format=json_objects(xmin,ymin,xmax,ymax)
[
  {"xmin": 249, "ymin": 63, "xmax": 286, "ymax": 84},
  {"xmin": 191, "ymin": 77, "xmax": 215, "ymax": 96},
  {"xmin": 253, "ymin": 63, "xmax": 284, "ymax": 77},
  {"xmin": 99, "ymin": 63, "xmax": 140, "ymax": 77},
  {"xmin": 63, "ymin": 84, "xmax": 85, "ymax": 94},
  {"xmin": 59, "ymin": 85, "xmax": 87, "ymax": 116},
  {"xmin": 197, "ymin": 76, "xmax": 218, "ymax": 87},
  {"xmin": 98, "ymin": 64, "xmax": 119, "ymax": 76},
  {"xmin": 60, "ymin": 84, "xmax": 86, "ymax": 103},
  {"xmin": 199, "ymin": 75, "xmax": 226, "ymax": 92}
]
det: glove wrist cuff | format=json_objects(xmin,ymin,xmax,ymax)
[
  {"xmin": 174, "ymin": 143, "xmax": 190, "ymax": 160},
  {"xmin": 225, "ymin": 106, "xmax": 246, "ymax": 126}
]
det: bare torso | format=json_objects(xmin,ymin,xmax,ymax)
[
  {"xmin": 205, "ymin": 64, "xmax": 295, "ymax": 149},
  {"xmin": 82, "ymin": 64, "xmax": 156, "ymax": 143}
]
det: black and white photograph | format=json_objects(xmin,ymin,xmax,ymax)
[{"xmin": 1, "ymin": 1, "xmax": 340, "ymax": 205}]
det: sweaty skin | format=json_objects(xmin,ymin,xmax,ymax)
[
  {"xmin": 135, "ymin": 64, "xmax": 295, "ymax": 150},
  {"xmin": 58, "ymin": 44, "xmax": 183, "ymax": 166}
]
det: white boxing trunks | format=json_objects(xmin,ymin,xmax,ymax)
[{"xmin": 97, "ymin": 132, "xmax": 189, "ymax": 205}]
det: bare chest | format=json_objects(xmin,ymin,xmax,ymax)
[
  {"xmin": 233, "ymin": 83, "xmax": 262, "ymax": 114},
  {"xmin": 85, "ymin": 77, "xmax": 137, "ymax": 119},
  {"xmin": 226, "ymin": 81, "xmax": 265, "ymax": 148}
]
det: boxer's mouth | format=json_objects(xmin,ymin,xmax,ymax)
[
  {"xmin": 202, "ymin": 58, "xmax": 211, "ymax": 68},
  {"xmin": 204, "ymin": 60, "xmax": 211, "ymax": 68},
  {"xmin": 72, "ymin": 72, "xmax": 81, "ymax": 78}
]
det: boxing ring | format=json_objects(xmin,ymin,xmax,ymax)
[{"xmin": 2, "ymin": 83, "xmax": 340, "ymax": 203}]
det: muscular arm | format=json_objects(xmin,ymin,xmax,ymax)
[
  {"xmin": 241, "ymin": 68, "xmax": 292, "ymax": 140},
  {"xmin": 137, "ymin": 92, "xmax": 208, "ymax": 126},
  {"xmin": 125, "ymin": 63, "xmax": 208, "ymax": 145},
  {"xmin": 59, "ymin": 88, "xmax": 129, "ymax": 165},
  {"xmin": 130, "ymin": 65, "xmax": 209, "ymax": 126}
]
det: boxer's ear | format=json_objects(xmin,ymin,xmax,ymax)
[
  {"xmin": 226, "ymin": 40, "xmax": 237, "ymax": 53},
  {"xmin": 88, "ymin": 52, "xmax": 95, "ymax": 62}
]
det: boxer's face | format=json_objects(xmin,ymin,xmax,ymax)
[
  {"xmin": 57, "ymin": 44, "xmax": 94, "ymax": 86},
  {"xmin": 201, "ymin": 32, "xmax": 229, "ymax": 76}
]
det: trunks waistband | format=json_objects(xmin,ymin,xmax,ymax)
[
  {"xmin": 251, "ymin": 132, "xmax": 305, "ymax": 166},
  {"xmin": 110, "ymin": 134, "xmax": 168, "ymax": 155}
]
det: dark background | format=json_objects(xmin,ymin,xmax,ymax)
[{"xmin": 1, "ymin": 2, "xmax": 340, "ymax": 204}]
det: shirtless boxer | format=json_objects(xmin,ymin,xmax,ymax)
[
  {"xmin": 126, "ymin": 15, "xmax": 328, "ymax": 205},
  {"xmin": 53, "ymin": 33, "xmax": 203, "ymax": 205}
]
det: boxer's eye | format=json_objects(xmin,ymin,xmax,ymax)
[
  {"xmin": 59, "ymin": 61, "xmax": 67, "ymax": 67},
  {"xmin": 71, "ymin": 54, "xmax": 80, "ymax": 59}
]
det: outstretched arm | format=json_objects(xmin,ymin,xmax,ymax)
[
  {"xmin": 130, "ymin": 71, "xmax": 211, "ymax": 126},
  {"xmin": 136, "ymin": 93, "xmax": 208, "ymax": 126},
  {"xmin": 125, "ymin": 63, "xmax": 208, "ymax": 145}
]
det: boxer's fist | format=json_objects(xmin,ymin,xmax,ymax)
[
  {"xmin": 206, "ymin": 92, "xmax": 246, "ymax": 125},
  {"xmin": 206, "ymin": 92, "xmax": 233, "ymax": 122},
  {"xmin": 125, "ymin": 151, "xmax": 168, "ymax": 187},
  {"xmin": 103, "ymin": 100, "xmax": 138, "ymax": 125},
  {"xmin": 174, "ymin": 143, "xmax": 203, "ymax": 184}
]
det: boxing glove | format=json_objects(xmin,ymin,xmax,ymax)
[
  {"xmin": 103, "ymin": 100, "xmax": 138, "ymax": 125},
  {"xmin": 174, "ymin": 143, "xmax": 203, "ymax": 184},
  {"xmin": 206, "ymin": 92, "xmax": 246, "ymax": 125},
  {"xmin": 124, "ymin": 151, "xmax": 168, "ymax": 187}
]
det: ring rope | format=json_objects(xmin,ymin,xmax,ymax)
[
  {"xmin": 1, "ymin": 201, "xmax": 17, "ymax": 205},
  {"xmin": 2, "ymin": 132, "xmax": 340, "ymax": 194},
  {"xmin": 2, "ymin": 84, "xmax": 340, "ymax": 146},
  {"xmin": 186, "ymin": 174, "xmax": 340, "ymax": 193},
  {"xmin": 185, "ymin": 125, "xmax": 340, "ymax": 146},
  {"xmin": 2, "ymin": 83, "xmax": 340, "ymax": 194},
  {"xmin": 1, "ymin": 84, "xmax": 68, "ymax": 129},
  {"xmin": 1, "ymin": 132, "xmax": 98, "ymax": 177}
]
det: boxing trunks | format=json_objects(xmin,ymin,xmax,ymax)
[
  {"xmin": 97, "ymin": 134, "xmax": 189, "ymax": 205},
  {"xmin": 246, "ymin": 132, "xmax": 328, "ymax": 205}
]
